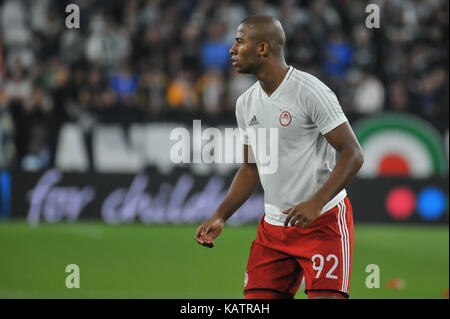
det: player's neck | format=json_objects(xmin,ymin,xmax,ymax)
[{"xmin": 256, "ymin": 61, "xmax": 290, "ymax": 97}]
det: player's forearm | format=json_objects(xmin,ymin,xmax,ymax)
[
  {"xmin": 311, "ymin": 148, "xmax": 364, "ymax": 208},
  {"xmin": 213, "ymin": 164, "xmax": 260, "ymax": 222}
]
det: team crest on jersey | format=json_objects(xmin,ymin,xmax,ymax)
[{"xmin": 279, "ymin": 107, "xmax": 293, "ymax": 127}]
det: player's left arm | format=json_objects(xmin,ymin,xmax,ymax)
[{"xmin": 283, "ymin": 121, "xmax": 364, "ymax": 228}]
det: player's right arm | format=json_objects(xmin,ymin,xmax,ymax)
[{"xmin": 195, "ymin": 144, "xmax": 259, "ymax": 248}]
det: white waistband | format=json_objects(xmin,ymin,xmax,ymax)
[{"xmin": 264, "ymin": 189, "xmax": 347, "ymax": 226}]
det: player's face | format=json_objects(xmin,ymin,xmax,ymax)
[{"xmin": 229, "ymin": 24, "xmax": 261, "ymax": 74}]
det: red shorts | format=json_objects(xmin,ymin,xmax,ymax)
[{"xmin": 244, "ymin": 197, "xmax": 354, "ymax": 299}]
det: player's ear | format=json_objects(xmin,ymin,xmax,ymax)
[{"xmin": 257, "ymin": 41, "xmax": 269, "ymax": 57}]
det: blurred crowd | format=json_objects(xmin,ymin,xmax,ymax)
[{"xmin": 0, "ymin": 0, "xmax": 448, "ymax": 170}]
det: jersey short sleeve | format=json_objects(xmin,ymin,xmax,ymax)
[
  {"xmin": 235, "ymin": 95, "xmax": 249, "ymax": 145},
  {"xmin": 300, "ymin": 75, "xmax": 348, "ymax": 135}
]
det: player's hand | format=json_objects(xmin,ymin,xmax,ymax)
[
  {"xmin": 282, "ymin": 200, "xmax": 322, "ymax": 228},
  {"xmin": 195, "ymin": 217, "xmax": 225, "ymax": 248}
]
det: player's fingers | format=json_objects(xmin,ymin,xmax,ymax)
[
  {"xmin": 201, "ymin": 226, "xmax": 210, "ymax": 235},
  {"xmin": 196, "ymin": 226, "xmax": 210, "ymax": 242},
  {"xmin": 290, "ymin": 214, "xmax": 302, "ymax": 227},
  {"xmin": 283, "ymin": 212, "xmax": 291, "ymax": 227},
  {"xmin": 202, "ymin": 239, "xmax": 214, "ymax": 248},
  {"xmin": 202, "ymin": 233, "xmax": 213, "ymax": 241},
  {"xmin": 281, "ymin": 208, "xmax": 292, "ymax": 214},
  {"xmin": 295, "ymin": 216, "xmax": 308, "ymax": 228},
  {"xmin": 295, "ymin": 215, "xmax": 307, "ymax": 228},
  {"xmin": 294, "ymin": 216, "xmax": 305, "ymax": 228},
  {"xmin": 195, "ymin": 224, "xmax": 205, "ymax": 238},
  {"xmin": 199, "ymin": 233, "xmax": 211, "ymax": 243},
  {"xmin": 300, "ymin": 217, "xmax": 311, "ymax": 228},
  {"xmin": 283, "ymin": 209, "xmax": 295, "ymax": 227},
  {"xmin": 203, "ymin": 243, "xmax": 214, "ymax": 248},
  {"xmin": 196, "ymin": 233, "xmax": 213, "ymax": 247},
  {"xmin": 194, "ymin": 233, "xmax": 204, "ymax": 244}
]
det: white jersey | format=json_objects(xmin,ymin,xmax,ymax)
[{"xmin": 235, "ymin": 66, "xmax": 348, "ymax": 226}]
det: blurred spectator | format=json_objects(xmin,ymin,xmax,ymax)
[
  {"xmin": 17, "ymin": 84, "xmax": 54, "ymax": 171},
  {"xmin": 123, "ymin": 0, "xmax": 140, "ymax": 36},
  {"xmin": 4, "ymin": 67, "xmax": 32, "ymax": 104},
  {"xmin": 248, "ymin": 0, "xmax": 279, "ymax": 18},
  {"xmin": 308, "ymin": 0, "xmax": 341, "ymax": 39},
  {"xmin": 382, "ymin": 47, "xmax": 409, "ymax": 79},
  {"xmin": 155, "ymin": 3, "xmax": 181, "ymax": 46},
  {"xmin": 288, "ymin": 28, "xmax": 319, "ymax": 72},
  {"xmin": 322, "ymin": 30, "xmax": 353, "ymax": 79},
  {"xmin": 279, "ymin": 0, "xmax": 309, "ymax": 39},
  {"xmin": 195, "ymin": 68, "xmax": 226, "ymax": 116},
  {"xmin": 351, "ymin": 24, "xmax": 377, "ymax": 70},
  {"xmin": 352, "ymin": 71, "xmax": 386, "ymax": 115},
  {"xmin": 1, "ymin": 0, "xmax": 32, "ymax": 61},
  {"xmin": 59, "ymin": 29, "xmax": 85, "ymax": 65},
  {"xmin": 200, "ymin": 22, "xmax": 230, "ymax": 73},
  {"xmin": 85, "ymin": 15, "xmax": 131, "ymax": 68},
  {"xmin": 177, "ymin": 23, "xmax": 202, "ymax": 73},
  {"xmin": 139, "ymin": 0, "xmax": 162, "ymax": 28},
  {"xmin": 21, "ymin": 123, "xmax": 51, "ymax": 171},
  {"xmin": 0, "ymin": 88, "xmax": 15, "ymax": 168},
  {"xmin": 387, "ymin": 80, "xmax": 409, "ymax": 112},
  {"xmin": 213, "ymin": 0, "xmax": 247, "ymax": 45},
  {"xmin": 1, "ymin": 0, "xmax": 35, "ymax": 72},
  {"xmin": 110, "ymin": 63, "xmax": 138, "ymax": 107},
  {"xmin": 23, "ymin": 85, "xmax": 53, "ymax": 124},
  {"xmin": 225, "ymin": 67, "xmax": 255, "ymax": 111},
  {"xmin": 166, "ymin": 70, "xmax": 198, "ymax": 111},
  {"xmin": 85, "ymin": 67, "xmax": 106, "ymax": 109},
  {"xmin": 34, "ymin": 3, "xmax": 63, "ymax": 58},
  {"xmin": 137, "ymin": 66, "xmax": 168, "ymax": 116},
  {"xmin": 411, "ymin": 67, "xmax": 447, "ymax": 117}
]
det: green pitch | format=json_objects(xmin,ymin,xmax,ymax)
[{"xmin": 0, "ymin": 222, "xmax": 448, "ymax": 299}]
